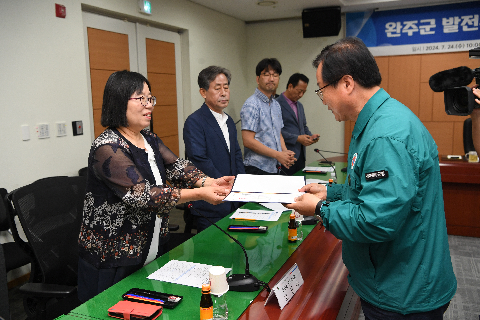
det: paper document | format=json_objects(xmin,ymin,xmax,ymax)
[
  {"xmin": 148, "ymin": 260, "xmax": 232, "ymax": 289},
  {"xmin": 259, "ymin": 202, "xmax": 292, "ymax": 213},
  {"xmin": 302, "ymin": 166, "xmax": 335, "ymax": 173},
  {"xmin": 306, "ymin": 179, "xmax": 329, "ymax": 185},
  {"xmin": 223, "ymin": 174, "xmax": 305, "ymax": 203},
  {"xmin": 230, "ymin": 209, "xmax": 282, "ymax": 221}
]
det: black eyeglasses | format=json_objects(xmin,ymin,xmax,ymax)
[
  {"xmin": 129, "ymin": 96, "xmax": 156, "ymax": 107},
  {"xmin": 315, "ymin": 78, "xmax": 342, "ymax": 101},
  {"xmin": 261, "ymin": 72, "xmax": 280, "ymax": 78}
]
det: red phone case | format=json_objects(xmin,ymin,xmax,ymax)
[{"xmin": 108, "ymin": 300, "xmax": 163, "ymax": 320}]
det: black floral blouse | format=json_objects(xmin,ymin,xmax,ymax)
[{"xmin": 78, "ymin": 128, "xmax": 205, "ymax": 269}]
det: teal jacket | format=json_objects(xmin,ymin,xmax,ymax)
[{"xmin": 321, "ymin": 89, "xmax": 456, "ymax": 314}]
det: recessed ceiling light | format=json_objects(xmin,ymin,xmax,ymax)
[{"xmin": 257, "ymin": 0, "xmax": 277, "ymax": 6}]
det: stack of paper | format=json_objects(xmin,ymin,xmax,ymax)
[{"xmin": 302, "ymin": 166, "xmax": 335, "ymax": 173}]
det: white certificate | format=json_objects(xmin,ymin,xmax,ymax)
[{"xmin": 223, "ymin": 174, "xmax": 305, "ymax": 203}]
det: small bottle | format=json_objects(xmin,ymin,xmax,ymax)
[
  {"xmin": 328, "ymin": 178, "xmax": 333, "ymax": 187},
  {"xmin": 200, "ymin": 284, "xmax": 213, "ymax": 320},
  {"xmin": 288, "ymin": 213, "xmax": 297, "ymax": 242}
]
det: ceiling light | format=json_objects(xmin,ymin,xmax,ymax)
[{"xmin": 257, "ymin": 0, "xmax": 277, "ymax": 6}]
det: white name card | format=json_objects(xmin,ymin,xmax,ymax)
[{"xmin": 264, "ymin": 263, "xmax": 304, "ymax": 310}]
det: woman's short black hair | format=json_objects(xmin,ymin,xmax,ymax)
[
  {"xmin": 312, "ymin": 37, "xmax": 381, "ymax": 89},
  {"xmin": 255, "ymin": 58, "xmax": 282, "ymax": 76},
  {"xmin": 100, "ymin": 70, "xmax": 151, "ymax": 128}
]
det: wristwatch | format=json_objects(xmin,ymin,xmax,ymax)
[{"xmin": 315, "ymin": 201, "xmax": 329, "ymax": 227}]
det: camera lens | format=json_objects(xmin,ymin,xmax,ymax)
[
  {"xmin": 445, "ymin": 87, "xmax": 474, "ymax": 115},
  {"xmin": 450, "ymin": 88, "xmax": 469, "ymax": 114}
]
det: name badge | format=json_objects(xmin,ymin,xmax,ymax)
[{"xmin": 365, "ymin": 170, "xmax": 388, "ymax": 181}]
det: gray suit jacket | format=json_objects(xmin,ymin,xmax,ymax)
[{"xmin": 277, "ymin": 93, "xmax": 312, "ymax": 160}]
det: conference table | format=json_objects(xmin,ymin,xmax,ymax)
[
  {"xmin": 58, "ymin": 161, "xmax": 351, "ymax": 320},
  {"xmin": 439, "ymin": 156, "xmax": 480, "ymax": 237}
]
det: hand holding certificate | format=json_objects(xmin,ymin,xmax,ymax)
[{"xmin": 223, "ymin": 174, "xmax": 305, "ymax": 203}]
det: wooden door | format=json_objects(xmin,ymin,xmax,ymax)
[
  {"xmin": 83, "ymin": 12, "xmax": 182, "ymax": 156},
  {"xmin": 146, "ymin": 39, "xmax": 179, "ymax": 156},
  {"xmin": 87, "ymin": 28, "xmax": 130, "ymax": 138}
]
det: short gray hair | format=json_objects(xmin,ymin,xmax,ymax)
[{"xmin": 198, "ymin": 66, "xmax": 232, "ymax": 91}]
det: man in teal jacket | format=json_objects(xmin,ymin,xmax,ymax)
[{"xmin": 287, "ymin": 37, "xmax": 456, "ymax": 319}]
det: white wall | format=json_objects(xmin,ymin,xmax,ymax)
[
  {"xmin": 0, "ymin": 0, "xmax": 248, "ymax": 192},
  {"xmin": 0, "ymin": 0, "xmax": 248, "ymax": 281},
  {"xmin": 245, "ymin": 18, "xmax": 346, "ymax": 165},
  {"xmin": 0, "ymin": 0, "xmax": 345, "ymax": 281}
]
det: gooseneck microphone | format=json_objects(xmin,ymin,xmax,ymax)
[
  {"xmin": 187, "ymin": 204, "xmax": 270, "ymax": 293},
  {"xmin": 277, "ymin": 165, "xmax": 289, "ymax": 175},
  {"xmin": 429, "ymin": 66, "xmax": 474, "ymax": 92},
  {"xmin": 313, "ymin": 149, "xmax": 347, "ymax": 155},
  {"xmin": 313, "ymin": 149, "xmax": 346, "ymax": 183}
]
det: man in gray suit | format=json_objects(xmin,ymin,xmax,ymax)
[{"xmin": 277, "ymin": 73, "xmax": 320, "ymax": 175}]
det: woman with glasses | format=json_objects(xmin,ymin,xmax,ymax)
[{"xmin": 77, "ymin": 70, "xmax": 234, "ymax": 302}]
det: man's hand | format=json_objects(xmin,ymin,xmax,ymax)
[
  {"xmin": 285, "ymin": 193, "xmax": 322, "ymax": 216},
  {"xmin": 297, "ymin": 134, "xmax": 320, "ymax": 146},
  {"xmin": 311, "ymin": 134, "xmax": 320, "ymax": 143},
  {"xmin": 276, "ymin": 150, "xmax": 296, "ymax": 168},
  {"xmin": 300, "ymin": 183, "xmax": 327, "ymax": 200}
]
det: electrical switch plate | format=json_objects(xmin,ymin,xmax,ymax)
[
  {"xmin": 36, "ymin": 124, "xmax": 50, "ymax": 139},
  {"xmin": 56, "ymin": 122, "xmax": 67, "ymax": 137},
  {"xmin": 72, "ymin": 121, "xmax": 83, "ymax": 136},
  {"xmin": 21, "ymin": 125, "xmax": 30, "ymax": 141}
]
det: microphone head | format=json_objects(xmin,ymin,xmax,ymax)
[{"xmin": 429, "ymin": 66, "xmax": 474, "ymax": 92}]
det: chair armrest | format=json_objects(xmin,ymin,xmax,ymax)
[
  {"xmin": 168, "ymin": 224, "xmax": 179, "ymax": 232},
  {"xmin": 19, "ymin": 283, "xmax": 77, "ymax": 298}
]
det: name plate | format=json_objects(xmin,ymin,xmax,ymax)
[{"xmin": 265, "ymin": 263, "xmax": 304, "ymax": 310}]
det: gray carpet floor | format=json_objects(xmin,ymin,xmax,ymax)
[{"xmin": 358, "ymin": 235, "xmax": 480, "ymax": 320}]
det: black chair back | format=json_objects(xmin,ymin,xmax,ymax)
[
  {"xmin": 0, "ymin": 188, "xmax": 31, "ymax": 273},
  {"xmin": 0, "ymin": 244, "xmax": 10, "ymax": 320},
  {"xmin": 8, "ymin": 176, "xmax": 86, "ymax": 286}
]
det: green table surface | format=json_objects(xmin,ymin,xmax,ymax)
[{"xmin": 63, "ymin": 162, "xmax": 346, "ymax": 319}]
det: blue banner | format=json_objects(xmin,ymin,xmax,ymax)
[{"xmin": 347, "ymin": 1, "xmax": 480, "ymax": 56}]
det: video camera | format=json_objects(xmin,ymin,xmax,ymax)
[{"xmin": 428, "ymin": 47, "xmax": 480, "ymax": 116}]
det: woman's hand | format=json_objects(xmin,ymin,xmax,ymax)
[
  {"xmin": 209, "ymin": 176, "xmax": 235, "ymax": 190},
  {"xmin": 200, "ymin": 186, "xmax": 230, "ymax": 205}
]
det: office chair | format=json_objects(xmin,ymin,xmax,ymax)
[
  {"xmin": 0, "ymin": 188, "xmax": 31, "ymax": 273},
  {"xmin": 7, "ymin": 176, "xmax": 86, "ymax": 320},
  {"xmin": 464, "ymin": 118, "xmax": 476, "ymax": 154},
  {"xmin": 0, "ymin": 244, "xmax": 11, "ymax": 320},
  {"xmin": 77, "ymin": 167, "xmax": 88, "ymax": 177}
]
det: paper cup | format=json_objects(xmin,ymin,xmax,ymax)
[
  {"xmin": 466, "ymin": 151, "xmax": 479, "ymax": 163},
  {"xmin": 209, "ymin": 266, "xmax": 229, "ymax": 296}
]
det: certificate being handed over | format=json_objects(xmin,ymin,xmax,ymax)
[{"xmin": 223, "ymin": 174, "xmax": 305, "ymax": 203}]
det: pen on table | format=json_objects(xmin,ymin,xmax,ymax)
[{"xmin": 234, "ymin": 218, "xmax": 256, "ymax": 221}]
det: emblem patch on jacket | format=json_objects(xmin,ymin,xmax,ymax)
[
  {"xmin": 365, "ymin": 170, "xmax": 388, "ymax": 181},
  {"xmin": 351, "ymin": 153, "xmax": 358, "ymax": 169}
]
